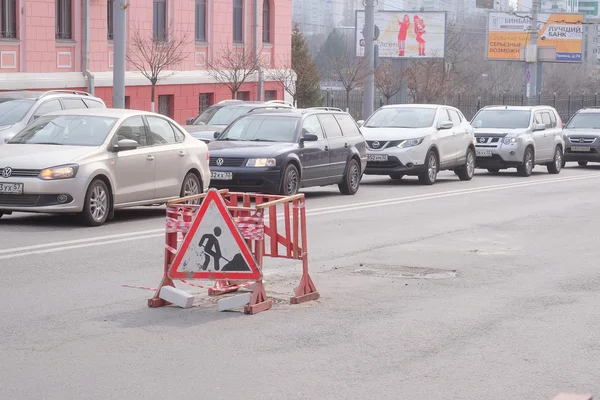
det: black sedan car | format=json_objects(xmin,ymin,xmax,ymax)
[{"xmin": 207, "ymin": 108, "xmax": 367, "ymax": 196}]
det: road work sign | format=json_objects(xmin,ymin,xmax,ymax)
[{"xmin": 169, "ymin": 189, "xmax": 262, "ymax": 281}]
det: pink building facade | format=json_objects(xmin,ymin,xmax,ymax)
[{"xmin": 0, "ymin": 0, "xmax": 293, "ymax": 123}]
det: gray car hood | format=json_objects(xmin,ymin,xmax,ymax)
[
  {"xmin": 563, "ymin": 128, "xmax": 600, "ymax": 137},
  {"xmin": 0, "ymin": 144, "xmax": 97, "ymax": 169},
  {"xmin": 183, "ymin": 124, "xmax": 227, "ymax": 142}
]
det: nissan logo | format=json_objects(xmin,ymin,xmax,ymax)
[
  {"xmin": 1, "ymin": 167, "xmax": 11, "ymax": 178},
  {"xmin": 372, "ymin": 141, "xmax": 380, "ymax": 148},
  {"xmin": 478, "ymin": 137, "xmax": 486, "ymax": 143},
  {"xmin": 216, "ymin": 158, "xmax": 224, "ymax": 166}
]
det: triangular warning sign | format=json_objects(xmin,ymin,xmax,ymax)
[{"xmin": 169, "ymin": 189, "xmax": 262, "ymax": 281}]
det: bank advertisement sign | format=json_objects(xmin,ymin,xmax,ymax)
[
  {"xmin": 356, "ymin": 11, "xmax": 446, "ymax": 59},
  {"xmin": 487, "ymin": 12, "xmax": 583, "ymax": 62}
]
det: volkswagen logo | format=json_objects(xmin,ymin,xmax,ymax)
[
  {"xmin": 216, "ymin": 158, "xmax": 224, "ymax": 166},
  {"xmin": 1, "ymin": 167, "xmax": 11, "ymax": 178},
  {"xmin": 372, "ymin": 141, "xmax": 380, "ymax": 149}
]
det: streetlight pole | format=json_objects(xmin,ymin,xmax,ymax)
[
  {"xmin": 526, "ymin": 0, "xmax": 539, "ymax": 104},
  {"xmin": 362, "ymin": 0, "xmax": 375, "ymax": 119},
  {"xmin": 112, "ymin": 1, "xmax": 127, "ymax": 109}
]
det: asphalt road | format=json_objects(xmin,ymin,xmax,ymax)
[{"xmin": 1, "ymin": 165, "xmax": 599, "ymax": 399}]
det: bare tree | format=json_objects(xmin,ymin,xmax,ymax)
[
  {"xmin": 127, "ymin": 22, "xmax": 190, "ymax": 112},
  {"xmin": 324, "ymin": 52, "xmax": 371, "ymax": 111},
  {"xmin": 375, "ymin": 61, "xmax": 404, "ymax": 104},
  {"xmin": 206, "ymin": 45, "xmax": 260, "ymax": 99}
]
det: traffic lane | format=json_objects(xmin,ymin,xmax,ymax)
[
  {"xmin": 1, "ymin": 171, "xmax": 599, "ymax": 398},
  {"xmin": 0, "ymin": 165, "xmax": 595, "ymax": 251}
]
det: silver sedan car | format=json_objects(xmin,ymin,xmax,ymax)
[{"xmin": 0, "ymin": 109, "xmax": 211, "ymax": 226}]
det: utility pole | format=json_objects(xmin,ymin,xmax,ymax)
[
  {"xmin": 526, "ymin": 0, "xmax": 539, "ymax": 104},
  {"xmin": 362, "ymin": 0, "xmax": 375, "ymax": 119},
  {"xmin": 112, "ymin": 1, "xmax": 127, "ymax": 109}
]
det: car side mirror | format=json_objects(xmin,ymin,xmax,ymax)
[
  {"xmin": 534, "ymin": 123, "xmax": 546, "ymax": 131},
  {"xmin": 438, "ymin": 121, "xmax": 453, "ymax": 130},
  {"xmin": 356, "ymin": 120, "xmax": 364, "ymax": 127},
  {"xmin": 302, "ymin": 133, "xmax": 319, "ymax": 142},
  {"xmin": 113, "ymin": 138, "xmax": 138, "ymax": 152},
  {"xmin": 186, "ymin": 117, "xmax": 195, "ymax": 125},
  {"xmin": 213, "ymin": 131, "xmax": 221, "ymax": 139}
]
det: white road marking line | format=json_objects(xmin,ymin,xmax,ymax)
[{"xmin": 1, "ymin": 172, "xmax": 599, "ymax": 260}]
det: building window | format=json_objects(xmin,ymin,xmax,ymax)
[
  {"xmin": 195, "ymin": 0, "xmax": 206, "ymax": 41},
  {"xmin": 199, "ymin": 93, "xmax": 212, "ymax": 113},
  {"xmin": 265, "ymin": 90, "xmax": 277, "ymax": 101},
  {"xmin": 158, "ymin": 95, "xmax": 173, "ymax": 118},
  {"xmin": 233, "ymin": 0, "xmax": 243, "ymax": 43},
  {"xmin": 153, "ymin": 0, "xmax": 166, "ymax": 41},
  {"xmin": 262, "ymin": 0, "xmax": 270, "ymax": 43},
  {"xmin": 237, "ymin": 91, "xmax": 250, "ymax": 101},
  {"xmin": 0, "ymin": 0, "xmax": 17, "ymax": 39},
  {"xmin": 107, "ymin": 0, "xmax": 114, "ymax": 40},
  {"xmin": 56, "ymin": 0, "xmax": 72, "ymax": 40}
]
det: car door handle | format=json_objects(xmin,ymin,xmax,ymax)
[
  {"xmin": 544, "ymin": 133, "xmax": 547, "ymax": 137},
  {"xmin": 146, "ymin": 155, "xmax": 155, "ymax": 161},
  {"xmin": 344, "ymin": 143, "xmax": 349, "ymax": 148},
  {"xmin": 324, "ymin": 146, "xmax": 329, "ymax": 151},
  {"xmin": 178, "ymin": 150, "xmax": 186, "ymax": 157}
]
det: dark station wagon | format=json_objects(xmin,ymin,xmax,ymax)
[{"xmin": 207, "ymin": 108, "xmax": 367, "ymax": 196}]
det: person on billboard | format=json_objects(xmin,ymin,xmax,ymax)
[
  {"xmin": 414, "ymin": 15, "xmax": 426, "ymax": 56},
  {"xmin": 397, "ymin": 14, "xmax": 411, "ymax": 56}
]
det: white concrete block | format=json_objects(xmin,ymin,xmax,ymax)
[
  {"xmin": 218, "ymin": 293, "xmax": 251, "ymax": 312},
  {"xmin": 159, "ymin": 286, "xmax": 195, "ymax": 309}
]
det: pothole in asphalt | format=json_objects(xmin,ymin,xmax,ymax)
[{"xmin": 351, "ymin": 264, "xmax": 457, "ymax": 280}]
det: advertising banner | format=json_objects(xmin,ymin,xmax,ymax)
[
  {"xmin": 356, "ymin": 11, "xmax": 446, "ymax": 59},
  {"xmin": 487, "ymin": 12, "xmax": 583, "ymax": 62}
]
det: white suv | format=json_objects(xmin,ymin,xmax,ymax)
[
  {"xmin": 471, "ymin": 105, "xmax": 565, "ymax": 176},
  {"xmin": 0, "ymin": 90, "xmax": 106, "ymax": 144},
  {"xmin": 358, "ymin": 104, "xmax": 476, "ymax": 185}
]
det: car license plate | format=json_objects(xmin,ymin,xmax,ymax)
[
  {"xmin": 0, "ymin": 182, "xmax": 23, "ymax": 194},
  {"xmin": 476, "ymin": 150, "xmax": 492, "ymax": 157},
  {"xmin": 571, "ymin": 146, "xmax": 591, "ymax": 152},
  {"xmin": 210, "ymin": 171, "xmax": 233, "ymax": 180},
  {"xmin": 367, "ymin": 154, "xmax": 388, "ymax": 162}
]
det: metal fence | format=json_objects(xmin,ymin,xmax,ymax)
[{"xmin": 321, "ymin": 90, "xmax": 600, "ymax": 123}]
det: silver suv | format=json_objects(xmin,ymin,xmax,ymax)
[
  {"xmin": 0, "ymin": 90, "xmax": 106, "ymax": 144},
  {"xmin": 563, "ymin": 108, "xmax": 600, "ymax": 167},
  {"xmin": 471, "ymin": 105, "xmax": 565, "ymax": 176}
]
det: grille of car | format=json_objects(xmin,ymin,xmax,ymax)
[
  {"xmin": 0, "ymin": 168, "xmax": 41, "ymax": 177},
  {"xmin": 0, "ymin": 194, "xmax": 40, "ymax": 206},
  {"xmin": 209, "ymin": 157, "xmax": 246, "ymax": 167},
  {"xmin": 569, "ymin": 137, "xmax": 596, "ymax": 144},
  {"xmin": 366, "ymin": 140, "xmax": 403, "ymax": 150}
]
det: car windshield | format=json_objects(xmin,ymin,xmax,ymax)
[
  {"xmin": 566, "ymin": 113, "xmax": 600, "ymax": 129},
  {"xmin": 8, "ymin": 115, "xmax": 118, "ymax": 146},
  {"xmin": 219, "ymin": 115, "xmax": 299, "ymax": 142},
  {"xmin": 194, "ymin": 105, "xmax": 252, "ymax": 126},
  {"xmin": 471, "ymin": 110, "xmax": 532, "ymax": 129},
  {"xmin": 364, "ymin": 107, "xmax": 436, "ymax": 128},
  {"xmin": 0, "ymin": 99, "xmax": 35, "ymax": 126}
]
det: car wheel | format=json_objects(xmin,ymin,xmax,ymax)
[
  {"xmin": 547, "ymin": 146, "xmax": 562, "ymax": 174},
  {"xmin": 517, "ymin": 147, "xmax": 534, "ymax": 177},
  {"xmin": 339, "ymin": 159, "xmax": 361, "ymax": 195},
  {"xmin": 180, "ymin": 172, "xmax": 201, "ymax": 204},
  {"xmin": 389, "ymin": 173, "xmax": 404, "ymax": 180},
  {"xmin": 418, "ymin": 150, "xmax": 438, "ymax": 185},
  {"xmin": 578, "ymin": 161, "xmax": 588, "ymax": 167},
  {"xmin": 487, "ymin": 168, "xmax": 500, "ymax": 173},
  {"xmin": 456, "ymin": 148, "xmax": 475, "ymax": 181},
  {"xmin": 280, "ymin": 164, "xmax": 300, "ymax": 196},
  {"xmin": 79, "ymin": 179, "xmax": 110, "ymax": 227}
]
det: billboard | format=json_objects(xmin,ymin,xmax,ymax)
[
  {"xmin": 487, "ymin": 12, "xmax": 584, "ymax": 62},
  {"xmin": 356, "ymin": 11, "xmax": 447, "ymax": 59}
]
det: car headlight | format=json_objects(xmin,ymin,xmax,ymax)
[
  {"xmin": 397, "ymin": 138, "xmax": 424, "ymax": 148},
  {"xmin": 246, "ymin": 158, "xmax": 276, "ymax": 167},
  {"xmin": 38, "ymin": 164, "xmax": 79, "ymax": 180},
  {"xmin": 503, "ymin": 137, "xmax": 518, "ymax": 145}
]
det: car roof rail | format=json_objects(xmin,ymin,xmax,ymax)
[
  {"xmin": 304, "ymin": 107, "xmax": 344, "ymax": 112},
  {"xmin": 217, "ymin": 99, "xmax": 244, "ymax": 105},
  {"xmin": 265, "ymin": 100, "xmax": 294, "ymax": 108},
  {"xmin": 41, "ymin": 89, "xmax": 92, "ymax": 97},
  {"xmin": 247, "ymin": 106, "xmax": 295, "ymax": 113}
]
